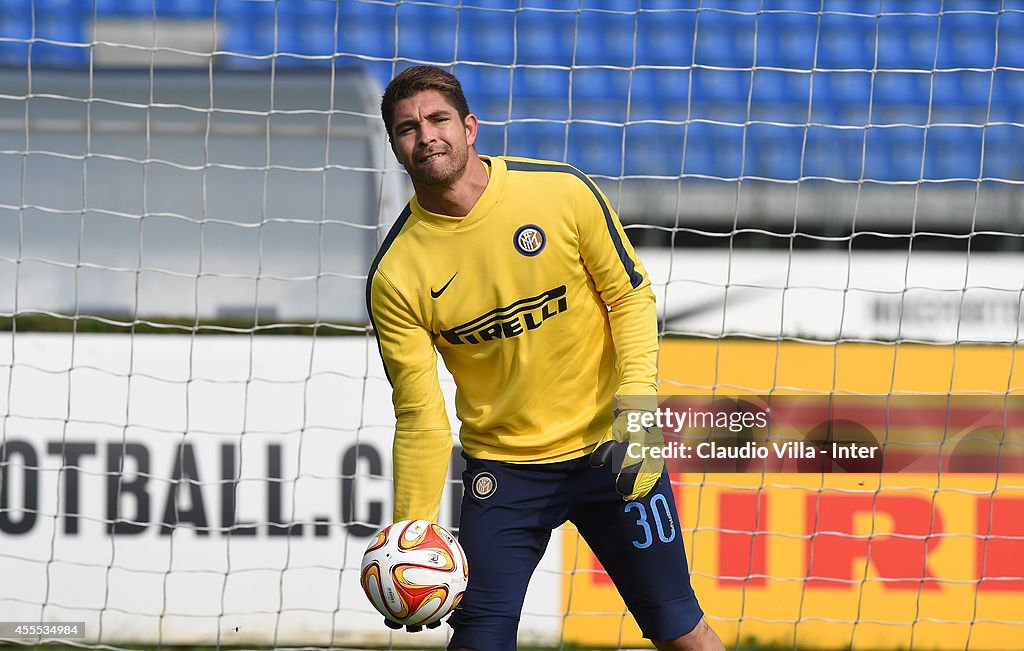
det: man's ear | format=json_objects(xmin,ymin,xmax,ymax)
[{"xmin": 464, "ymin": 113, "xmax": 479, "ymax": 147}]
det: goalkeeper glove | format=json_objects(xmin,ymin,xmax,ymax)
[
  {"xmin": 383, "ymin": 617, "xmax": 442, "ymax": 633},
  {"xmin": 589, "ymin": 407, "xmax": 664, "ymax": 501}
]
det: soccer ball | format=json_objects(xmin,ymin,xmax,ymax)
[{"xmin": 359, "ymin": 520, "xmax": 469, "ymax": 628}]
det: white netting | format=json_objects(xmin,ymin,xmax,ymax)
[{"xmin": 0, "ymin": 1, "xmax": 1022, "ymax": 649}]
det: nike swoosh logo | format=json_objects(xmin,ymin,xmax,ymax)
[{"xmin": 430, "ymin": 273, "xmax": 457, "ymax": 299}]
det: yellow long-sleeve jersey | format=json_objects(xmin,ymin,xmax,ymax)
[{"xmin": 366, "ymin": 155, "xmax": 658, "ymax": 522}]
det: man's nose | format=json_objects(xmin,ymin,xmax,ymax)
[{"xmin": 418, "ymin": 123, "xmax": 438, "ymax": 143}]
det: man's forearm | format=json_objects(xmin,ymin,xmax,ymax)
[{"xmin": 392, "ymin": 427, "xmax": 454, "ymax": 522}]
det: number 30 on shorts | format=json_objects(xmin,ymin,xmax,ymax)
[{"xmin": 625, "ymin": 494, "xmax": 677, "ymax": 549}]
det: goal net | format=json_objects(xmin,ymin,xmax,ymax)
[{"xmin": 1, "ymin": 1, "xmax": 1022, "ymax": 649}]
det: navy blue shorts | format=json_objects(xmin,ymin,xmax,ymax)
[{"xmin": 447, "ymin": 454, "xmax": 704, "ymax": 650}]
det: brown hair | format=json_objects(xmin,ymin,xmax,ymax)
[{"xmin": 380, "ymin": 66, "xmax": 471, "ymax": 139}]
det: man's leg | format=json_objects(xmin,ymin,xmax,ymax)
[
  {"xmin": 447, "ymin": 456, "xmax": 571, "ymax": 651},
  {"xmin": 653, "ymin": 617, "xmax": 725, "ymax": 651},
  {"xmin": 570, "ymin": 468, "xmax": 724, "ymax": 650}
]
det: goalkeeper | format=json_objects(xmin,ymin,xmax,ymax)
[{"xmin": 368, "ymin": 65, "xmax": 724, "ymax": 651}]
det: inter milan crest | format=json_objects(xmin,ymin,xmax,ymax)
[
  {"xmin": 513, "ymin": 224, "xmax": 545, "ymax": 256},
  {"xmin": 471, "ymin": 472, "xmax": 497, "ymax": 499}
]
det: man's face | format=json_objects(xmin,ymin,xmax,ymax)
[{"xmin": 389, "ymin": 89, "xmax": 476, "ymax": 187}]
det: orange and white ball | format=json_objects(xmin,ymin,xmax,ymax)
[{"xmin": 360, "ymin": 520, "xmax": 469, "ymax": 628}]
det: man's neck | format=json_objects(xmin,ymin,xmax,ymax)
[{"xmin": 414, "ymin": 155, "xmax": 489, "ymax": 217}]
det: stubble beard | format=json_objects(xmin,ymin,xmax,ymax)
[{"xmin": 409, "ymin": 144, "xmax": 470, "ymax": 188}]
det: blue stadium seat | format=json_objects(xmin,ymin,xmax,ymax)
[
  {"xmin": 818, "ymin": 12, "xmax": 875, "ymax": 70},
  {"xmin": 458, "ymin": 8, "xmax": 515, "ymax": 64},
  {"xmin": 221, "ymin": 14, "xmax": 271, "ymax": 58},
  {"xmin": 872, "ymin": 126, "xmax": 926, "ymax": 182},
  {"xmin": 33, "ymin": 10, "xmax": 83, "ymax": 42},
  {"xmin": 708, "ymin": 122, "xmax": 746, "ymax": 179},
  {"xmin": 637, "ymin": 0, "xmax": 700, "ymax": 9},
  {"xmin": 747, "ymin": 22, "xmax": 782, "ymax": 70},
  {"xmin": 336, "ymin": 0, "xmax": 392, "ymax": 20},
  {"xmin": 299, "ymin": 0, "xmax": 342, "ymax": 19},
  {"xmin": 580, "ymin": 0, "xmax": 642, "ymax": 10},
  {"xmin": 937, "ymin": 10, "xmax": 997, "ymax": 70},
  {"xmin": 750, "ymin": 101, "xmax": 809, "ymax": 125},
  {"xmin": 510, "ymin": 97, "xmax": 569, "ymax": 121},
  {"xmin": 680, "ymin": 121, "xmax": 744, "ymax": 179},
  {"xmin": 572, "ymin": 98, "xmax": 626, "ymax": 124},
  {"xmin": 631, "ymin": 67, "xmax": 691, "ymax": 105},
  {"xmin": 814, "ymin": 71, "xmax": 872, "ymax": 107},
  {"xmin": 807, "ymin": 125, "xmax": 867, "ymax": 180},
  {"xmin": 624, "ymin": 69, "xmax": 658, "ymax": 111},
  {"xmin": 624, "ymin": 122, "xmax": 686, "ymax": 176},
  {"xmin": 0, "ymin": 4, "xmax": 81, "ymax": 66},
  {"xmin": 397, "ymin": 11, "xmax": 457, "ymax": 62},
  {"xmin": 623, "ymin": 71, "xmax": 681, "ymax": 122},
  {"xmin": 457, "ymin": 64, "xmax": 513, "ymax": 108},
  {"xmin": 0, "ymin": 9, "xmax": 33, "ymax": 39},
  {"xmin": 699, "ymin": 0, "xmax": 760, "ymax": 12},
  {"xmin": 515, "ymin": 9, "xmax": 575, "ymax": 64},
  {"xmin": 924, "ymin": 126, "xmax": 983, "ymax": 180},
  {"xmin": 808, "ymin": 99, "xmax": 854, "ymax": 127},
  {"xmin": 688, "ymin": 101, "xmax": 749, "ymax": 125},
  {"xmin": 0, "ymin": 11, "xmax": 31, "ymax": 65},
  {"xmin": 504, "ymin": 120, "xmax": 558, "ymax": 161},
  {"xmin": 571, "ymin": 67, "xmax": 630, "ymax": 102},
  {"xmin": 514, "ymin": 66, "xmax": 570, "ymax": 99},
  {"xmin": 575, "ymin": 9, "xmax": 636, "ymax": 68},
  {"xmin": 930, "ymin": 96, "xmax": 989, "ymax": 125},
  {"xmin": 635, "ymin": 9, "xmax": 696, "ymax": 67},
  {"xmin": 33, "ymin": 0, "xmax": 90, "ymax": 19},
  {"xmin": 751, "ymin": 70, "xmax": 810, "ymax": 105},
  {"xmin": 981, "ymin": 124, "xmax": 1023, "ymax": 181},
  {"xmin": 993, "ymin": 69, "xmax": 1024, "ymax": 107},
  {"xmin": 877, "ymin": 13, "xmax": 940, "ymax": 71},
  {"xmin": 761, "ymin": 0, "xmax": 822, "ymax": 11},
  {"xmin": 92, "ymin": 0, "xmax": 160, "ymax": 15},
  {"xmin": 459, "ymin": 0, "xmax": 519, "ymax": 8},
  {"xmin": 996, "ymin": 9, "xmax": 1024, "ymax": 68},
  {"xmin": 337, "ymin": 8, "xmax": 396, "ymax": 60},
  {"xmin": 692, "ymin": 68, "xmax": 751, "ymax": 103},
  {"xmin": 475, "ymin": 129, "xmax": 507, "ymax": 158},
  {"xmin": 482, "ymin": 100, "xmax": 517, "ymax": 127},
  {"xmin": 933, "ymin": 70, "xmax": 993, "ymax": 106},
  {"xmin": 819, "ymin": 0, "xmax": 875, "ymax": 12},
  {"xmin": 745, "ymin": 123, "xmax": 804, "ymax": 180},
  {"xmin": 272, "ymin": 14, "xmax": 337, "ymax": 60},
  {"xmin": 32, "ymin": 13, "xmax": 88, "ymax": 65},
  {"xmin": 694, "ymin": 10, "xmax": 756, "ymax": 68},
  {"xmin": 757, "ymin": 10, "xmax": 818, "ymax": 70},
  {"xmin": 943, "ymin": 0, "xmax": 998, "ymax": 11},
  {"xmin": 881, "ymin": 0, "xmax": 942, "ymax": 14},
  {"xmin": 679, "ymin": 123, "xmax": 714, "ymax": 177},
  {"xmin": 156, "ymin": 0, "xmax": 217, "ymax": 17},
  {"xmin": 567, "ymin": 121, "xmax": 623, "ymax": 176},
  {"xmin": 872, "ymin": 70, "xmax": 932, "ymax": 107},
  {"xmin": 520, "ymin": 0, "xmax": 586, "ymax": 9}
]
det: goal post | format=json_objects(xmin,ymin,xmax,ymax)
[{"xmin": 1, "ymin": 1, "xmax": 1023, "ymax": 650}]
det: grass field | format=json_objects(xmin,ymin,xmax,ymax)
[{"xmin": 0, "ymin": 641, "xmax": 858, "ymax": 651}]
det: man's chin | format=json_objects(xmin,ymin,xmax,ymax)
[{"xmin": 412, "ymin": 166, "xmax": 458, "ymax": 187}]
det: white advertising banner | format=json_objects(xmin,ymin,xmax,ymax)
[
  {"xmin": 0, "ymin": 334, "xmax": 562, "ymax": 645},
  {"xmin": 644, "ymin": 249, "xmax": 1024, "ymax": 343}
]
